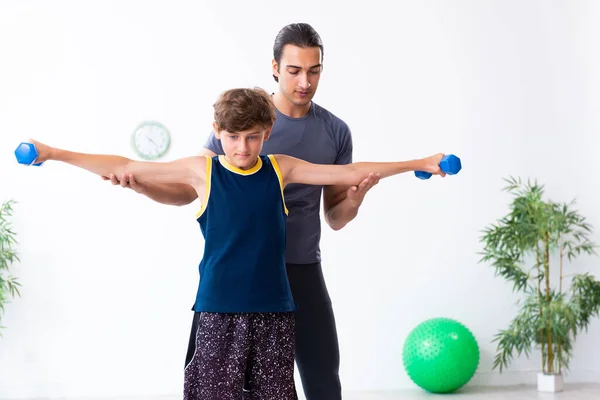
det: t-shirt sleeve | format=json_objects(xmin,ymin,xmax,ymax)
[
  {"xmin": 335, "ymin": 122, "xmax": 353, "ymax": 165},
  {"xmin": 203, "ymin": 130, "xmax": 225, "ymax": 155}
]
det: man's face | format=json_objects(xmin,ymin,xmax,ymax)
[{"xmin": 272, "ymin": 44, "xmax": 322, "ymax": 107}]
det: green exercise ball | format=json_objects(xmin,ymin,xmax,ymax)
[{"xmin": 402, "ymin": 317, "xmax": 479, "ymax": 393}]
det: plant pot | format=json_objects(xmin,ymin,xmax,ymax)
[{"xmin": 537, "ymin": 372, "xmax": 564, "ymax": 392}]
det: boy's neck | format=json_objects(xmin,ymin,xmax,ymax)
[
  {"xmin": 272, "ymin": 92, "xmax": 311, "ymax": 119},
  {"xmin": 222, "ymin": 154, "xmax": 260, "ymax": 171}
]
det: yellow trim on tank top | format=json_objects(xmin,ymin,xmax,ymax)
[
  {"xmin": 195, "ymin": 156, "xmax": 213, "ymax": 219},
  {"xmin": 218, "ymin": 155, "xmax": 262, "ymax": 175},
  {"xmin": 267, "ymin": 155, "xmax": 289, "ymax": 216}
]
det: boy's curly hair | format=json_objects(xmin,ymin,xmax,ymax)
[{"xmin": 213, "ymin": 87, "xmax": 276, "ymax": 133}]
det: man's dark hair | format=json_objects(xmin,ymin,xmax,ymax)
[{"xmin": 272, "ymin": 23, "xmax": 324, "ymax": 82}]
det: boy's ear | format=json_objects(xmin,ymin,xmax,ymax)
[
  {"xmin": 212, "ymin": 121, "xmax": 221, "ymax": 138},
  {"xmin": 263, "ymin": 126, "xmax": 273, "ymax": 141}
]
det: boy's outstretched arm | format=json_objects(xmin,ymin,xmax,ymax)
[
  {"xmin": 29, "ymin": 139, "xmax": 206, "ymax": 189},
  {"xmin": 99, "ymin": 147, "xmax": 217, "ymax": 206},
  {"xmin": 275, "ymin": 153, "xmax": 446, "ymax": 188}
]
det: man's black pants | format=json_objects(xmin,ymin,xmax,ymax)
[{"xmin": 285, "ymin": 262, "xmax": 342, "ymax": 400}]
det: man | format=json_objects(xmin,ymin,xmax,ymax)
[{"xmin": 105, "ymin": 23, "xmax": 379, "ymax": 400}]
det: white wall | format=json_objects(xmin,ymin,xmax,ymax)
[{"xmin": 1, "ymin": 0, "xmax": 599, "ymax": 398}]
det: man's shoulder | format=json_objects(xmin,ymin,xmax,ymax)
[{"xmin": 311, "ymin": 102, "xmax": 351, "ymax": 134}]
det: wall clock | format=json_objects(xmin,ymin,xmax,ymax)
[{"xmin": 131, "ymin": 121, "xmax": 171, "ymax": 160}]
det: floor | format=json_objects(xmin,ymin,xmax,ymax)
[
  {"xmin": 8, "ymin": 383, "xmax": 599, "ymax": 400},
  {"xmin": 341, "ymin": 383, "xmax": 600, "ymax": 399}
]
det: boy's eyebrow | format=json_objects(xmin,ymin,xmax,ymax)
[
  {"xmin": 228, "ymin": 131, "xmax": 261, "ymax": 135},
  {"xmin": 285, "ymin": 64, "xmax": 322, "ymax": 69}
]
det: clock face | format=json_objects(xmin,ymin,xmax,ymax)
[{"xmin": 131, "ymin": 121, "xmax": 171, "ymax": 160}]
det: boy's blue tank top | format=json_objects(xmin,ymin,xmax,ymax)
[{"xmin": 192, "ymin": 155, "xmax": 297, "ymax": 313}]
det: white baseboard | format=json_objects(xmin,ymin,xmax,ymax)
[{"xmin": 1, "ymin": 372, "xmax": 598, "ymax": 400}]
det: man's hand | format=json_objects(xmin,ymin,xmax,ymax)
[
  {"xmin": 323, "ymin": 172, "xmax": 380, "ymax": 231},
  {"xmin": 344, "ymin": 172, "xmax": 380, "ymax": 208},
  {"xmin": 101, "ymin": 173, "xmax": 147, "ymax": 194}
]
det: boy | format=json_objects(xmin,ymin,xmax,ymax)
[
  {"xmin": 24, "ymin": 87, "xmax": 447, "ymax": 399},
  {"xmin": 105, "ymin": 23, "xmax": 376, "ymax": 400}
]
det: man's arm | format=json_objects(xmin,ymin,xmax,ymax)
[
  {"xmin": 103, "ymin": 147, "xmax": 217, "ymax": 206},
  {"xmin": 321, "ymin": 123, "xmax": 371, "ymax": 231},
  {"xmin": 322, "ymin": 174, "xmax": 380, "ymax": 231}
]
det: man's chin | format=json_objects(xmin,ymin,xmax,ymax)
[
  {"xmin": 283, "ymin": 92, "xmax": 312, "ymax": 106},
  {"xmin": 291, "ymin": 97, "xmax": 312, "ymax": 107}
]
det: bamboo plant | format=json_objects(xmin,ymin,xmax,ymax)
[
  {"xmin": 478, "ymin": 177, "xmax": 600, "ymax": 375},
  {"xmin": 0, "ymin": 199, "xmax": 21, "ymax": 336}
]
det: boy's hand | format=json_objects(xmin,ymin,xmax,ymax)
[
  {"xmin": 422, "ymin": 153, "xmax": 447, "ymax": 177},
  {"xmin": 27, "ymin": 139, "xmax": 54, "ymax": 164},
  {"xmin": 101, "ymin": 173, "xmax": 148, "ymax": 194}
]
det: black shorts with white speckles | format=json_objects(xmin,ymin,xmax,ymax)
[{"xmin": 184, "ymin": 311, "xmax": 298, "ymax": 400}]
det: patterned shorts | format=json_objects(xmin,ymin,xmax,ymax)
[{"xmin": 184, "ymin": 311, "xmax": 298, "ymax": 400}]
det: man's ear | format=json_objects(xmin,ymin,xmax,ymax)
[
  {"xmin": 271, "ymin": 59, "xmax": 279, "ymax": 81},
  {"xmin": 263, "ymin": 126, "xmax": 273, "ymax": 141},
  {"xmin": 213, "ymin": 121, "xmax": 221, "ymax": 139}
]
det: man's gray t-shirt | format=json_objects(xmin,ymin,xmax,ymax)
[{"xmin": 203, "ymin": 102, "xmax": 353, "ymax": 265}]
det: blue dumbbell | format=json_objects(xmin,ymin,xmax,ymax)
[
  {"xmin": 14, "ymin": 142, "xmax": 44, "ymax": 166},
  {"xmin": 415, "ymin": 154, "xmax": 461, "ymax": 180}
]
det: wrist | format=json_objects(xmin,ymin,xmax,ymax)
[
  {"xmin": 346, "ymin": 196, "xmax": 362, "ymax": 209},
  {"xmin": 327, "ymin": 198, "xmax": 359, "ymax": 230},
  {"xmin": 48, "ymin": 147, "xmax": 60, "ymax": 161},
  {"xmin": 414, "ymin": 158, "xmax": 427, "ymax": 171}
]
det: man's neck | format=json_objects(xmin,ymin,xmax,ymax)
[{"xmin": 272, "ymin": 92, "xmax": 311, "ymax": 119}]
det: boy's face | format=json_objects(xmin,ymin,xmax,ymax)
[
  {"xmin": 213, "ymin": 123, "xmax": 271, "ymax": 170},
  {"xmin": 272, "ymin": 44, "xmax": 322, "ymax": 107}
]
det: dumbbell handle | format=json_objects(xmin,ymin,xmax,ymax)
[
  {"xmin": 14, "ymin": 142, "xmax": 44, "ymax": 166},
  {"xmin": 414, "ymin": 154, "xmax": 461, "ymax": 180}
]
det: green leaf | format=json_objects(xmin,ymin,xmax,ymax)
[
  {"xmin": 479, "ymin": 178, "xmax": 600, "ymax": 372},
  {"xmin": 0, "ymin": 199, "xmax": 22, "ymax": 333}
]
